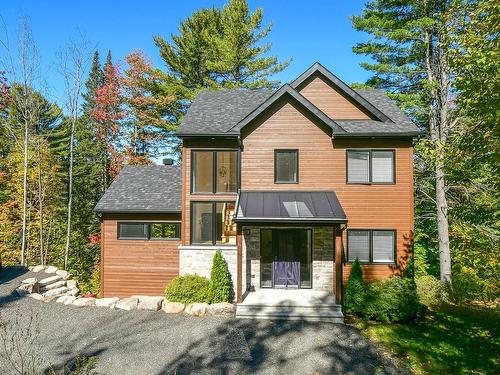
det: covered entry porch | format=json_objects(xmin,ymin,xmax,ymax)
[{"xmin": 233, "ymin": 191, "xmax": 347, "ymax": 321}]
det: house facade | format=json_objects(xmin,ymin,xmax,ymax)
[{"xmin": 95, "ymin": 63, "xmax": 419, "ymax": 313}]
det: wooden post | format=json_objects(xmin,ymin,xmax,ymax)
[
  {"xmin": 334, "ymin": 226, "xmax": 342, "ymax": 305},
  {"xmin": 236, "ymin": 224, "xmax": 243, "ymax": 303},
  {"xmin": 100, "ymin": 219, "xmax": 105, "ymax": 298}
]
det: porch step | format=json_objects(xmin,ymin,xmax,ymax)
[{"xmin": 236, "ymin": 304, "xmax": 344, "ymax": 323}]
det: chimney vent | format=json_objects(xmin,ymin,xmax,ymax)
[{"xmin": 162, "ymin": 158, "xmax": 174, "ymax": 166}]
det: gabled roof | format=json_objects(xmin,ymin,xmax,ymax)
[
  {"xmin": 229, "ymin": 84, "xmax": 346, "ymax": 134},
  {"xmin": 234, "ymin": 190, "xmax": 347, "ymax": 224},
  {"xmin": 290, "ymin": 62, "xmax": 391, "ymax": 123},
  {"xmin": 94, "ymin": 165, "xmax": 181, "ymax": 213},
  {"xmin": 176, "ymin": 62, "xmax": 421, "ymax": 138}
]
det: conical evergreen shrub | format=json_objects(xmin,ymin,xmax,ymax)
[
  {"xmin": 209, "ymin": 250, "xmax": 233, "ymax": 303},
  {"xmin": 344, "ymin": 257, "xmax": 366, "ymax": 315}
]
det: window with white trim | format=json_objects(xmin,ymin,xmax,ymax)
[
  {"xmin": 348, "ymin": 229, "xmax": 396, "ymax": 263},
  {"xmin": 347, "ymin": 150, "xmax": 395, "ymax": 184}
]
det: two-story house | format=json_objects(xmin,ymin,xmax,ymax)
[{"xmin": 94, "ymin": 62, "xmax": 419, "ymax": 320}]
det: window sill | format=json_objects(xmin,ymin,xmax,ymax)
[{"xmin": 347, "ymin": 261, "xmax": 396, "ymax": 265}]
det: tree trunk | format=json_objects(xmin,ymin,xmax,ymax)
[
  {"xmin": 20, "ymin": 118, "xmax": 29, "ymax": 266},
  {"xmin": 424, "ymin": 29, "xmax": 453, "ymax": 286},
  {"xmin": 64, "ymin": 118, "xmax": 76, "ymax": 270},
  {"xmin": 37, "ymin": 141, "xmax": 44, "ymax": 266}
]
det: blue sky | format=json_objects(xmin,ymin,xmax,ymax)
[{"xmin": 1, "ymin": 0, "xmax": 372, "ymax": 105}]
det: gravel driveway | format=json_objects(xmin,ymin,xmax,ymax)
[{"xmin": 0, "ymin": 267, "xmax": 405, "ymax": 374}]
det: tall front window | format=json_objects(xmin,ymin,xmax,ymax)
[
  {"xmin": 191, "ymin": 202, "xmax": 236, "ymax": 245},
  {"xmin": 275, "ymin": 149, "xmax": 298, "ymax": 183},
  {"xmin": 192, "ymin": 150, "xmax": 238, "ymax": 193},
  {"xmin": 347, "ymin": 150, "xmax": 395, "ymax": 184}
]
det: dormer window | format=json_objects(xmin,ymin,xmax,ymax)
[{"xmin": 274, "ymin": 150, "xmax": 298, "ymax": 184}]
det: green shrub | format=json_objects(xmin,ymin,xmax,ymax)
[
  {"xmin": 344, "ymin": 258, "xmax": 366, "ymax": 315},
  {"xmin": 364, "ymin": 276, "xmax": 423, "ymax": 323},
  {"xmin": 209, "ymin": 250, "xmax": 233, "ymax": 303},
  {"xmin": 165, "ymin": 275, "xmax": 211, "ymax": 304},
  {"xmin": 416, "ymin": 275, "xmax": 446, "ymax": 308}
]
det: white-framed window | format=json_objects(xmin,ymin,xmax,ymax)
[
  {"xmin": 348, "ymin": 229, "xmax": 396, "ymax": 263},
  {"xmin": 347, "ymin": 150, "xmax": 395, "ymax": 184}
]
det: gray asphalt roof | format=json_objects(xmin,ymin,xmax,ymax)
[
  {"xmin": 93, "ymin": 165, "xmax": 181, "ymax": 213},
  {"xmin": 234, "ymin": 191, "xmax": 347, "ymax": 223},
  {"xmin": 177, "ymin": 86, "xmax": 420, "ymax": 136}
]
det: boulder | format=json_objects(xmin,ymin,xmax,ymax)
[
  {"xmin": 38, "ymin": 275, "xmax": 62, "ymax": 286},
  {"xmin": 185, "ymin": 303, "xmax": 209, "ymax": 317},
  {"xmin": 55, "ymin": 295, "xmax": 69, "ymax": 303},
  {"xmin": 29, "ymin": 293, "xmax": 44, "ymax": 301},
  {"xmin": 95, "ymin": 297, "xmax": 119, "ymax": 308},
  {"xmin": 32, "ymin": 265, "xmax": 46, "ymax": 273},
  {"xmin": 66, "ymin": 279, "xmax": 77, "ymax": 289},
  {"xmin": 55, "ymin": 269, "xmax": 71, "ymax": 279},
  {"xmin": 17, "ymin": 282, "xmax": 39, "ymax": 294},
  {"xmin": 63, "ymin": 296, "xmax": 77, "ymax": 305},
  {"xmin": 162, "ymin": 300, "xmax": 185, "ymax": 314},
  {"xmin": 41, "ymin": 286, "xmax": 68, "ymax": 297},
  {"xmin": 45, "ymin": 266, "xmax": 59, "ymax": 274},
  {"xmin": 207, "ymin": 302, "xmax": 236, "ymax": 316},
  {"xmin": 132, "ymin": 295, "xmax": 164, "ymax": 311},
  {"xmin": 21, "ymin": 277, "xmax": 37, "ymax": 284},
  {"xmin": 73, "ymin": 297, "xmax": 96, "ymax": 307},
  {"xmin": 67, "ymin": 288, "xmax": 79, "ymax": 296},
  {"xmin": 115, "ymin": 298, "xmax": 138, "ymax": 311},
  {"xmin": 16, "ymin": 287, "xmax": 30, "ymax": 297},
  {"xmin": 28, "ymin": 266, "xmax": 34, "ymax": 271},
  {"xmin": 40, "ymin": 280, "xmax": 66, "ymax": 291}
]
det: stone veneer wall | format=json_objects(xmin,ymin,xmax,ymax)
[
  {"xmin": 242, "ymin": 226, "xmax": 335, "ymax": 292},
  {"xmin": 179, "ymin": 246, "xmax": 238, "ymax": 299}
]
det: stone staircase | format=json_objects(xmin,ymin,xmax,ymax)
[
  {"xmin": 17, "ymin": 266, "xmax": 79, "ymax": 301},
  {"xmin": 236, "ymin": 289, "xmax": 344, "ymax": 323}
]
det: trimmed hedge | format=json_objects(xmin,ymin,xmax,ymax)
[
  {"xmin": 165, "ymin": 275, "xmax": 211, "ymax": 304},
  {"xmin": 210, "ymin": 250, "xmax": 233, "ymax": 303}
]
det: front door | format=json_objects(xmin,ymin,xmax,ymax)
[
  {"xmin": 260, "ymin": 228, "xmax": 312, "ymax": 289},
  {"xmin": 273, "ymin": 230, "xmax": 300, "ymax": 288}
]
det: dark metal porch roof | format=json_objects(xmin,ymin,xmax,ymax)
[{"xmin": 234, "ymin": 191, "xmax": 347, "ymax": 224}]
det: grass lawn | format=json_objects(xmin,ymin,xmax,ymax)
[{"xmin": 354, "ymin": 304, "xmax": 500, "ymax": 374}]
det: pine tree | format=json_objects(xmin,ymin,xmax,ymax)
[{"xmin": 153, "ymin": 0, "xmax": 289, "ymax": 93}]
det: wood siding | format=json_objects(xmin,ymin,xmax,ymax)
[
  {"xmin": 101, "ymin": 213, "xmax": 181, "ymax": 297},
  {"xmin": 297, "ymin": 74, "xmax": 372, "ymax": 120},
  {"xmin": 240, "ymin": 99, "xmax": 414, "ymax": 281}
]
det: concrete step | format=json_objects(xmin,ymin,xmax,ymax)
[{"xmin": 236, "ymin": 304, "xmax": 344, "ymax": 323}]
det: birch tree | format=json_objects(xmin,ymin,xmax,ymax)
[{"xmin": 58, "ymin": 37, "xmax": 91, "ymax": 270}]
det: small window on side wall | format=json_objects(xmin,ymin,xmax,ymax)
[
  {"xmin": 150, "ymin": 223, "xmax": 181, "ymax": 240},
  {"xmin": 348, "ymin": 229, "xmax": 396, "ymax": 264},
  {"xmin": 275, "ymin": 150, "xmax": 298, "ymax": 183},
  {"xmin": 118, "ymin": 223, "xmax": 149, "ymax": 239},
  {"xmin": 118, "ymin": 222, "xmax": 181, "ymax": 240}
]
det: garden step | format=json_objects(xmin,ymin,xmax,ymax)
[
  {"xmin": 38, "ymin": 275, "xmax": 62, "ymax": 286},
  {"xmin": 236, "ymin": 304, "xmax": 344, "ymax": 323},
  {"xmin": 40, "ymin": 280, "xmax": 66, "ymax": 291},
  {"xmin": 40, "ymin": 286, "xmax": 68, "ymax": 297}
]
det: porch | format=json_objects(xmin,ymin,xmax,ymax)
[{"xmin": 236, "ymin": 289, "xmax": 344, "ymax": 323}]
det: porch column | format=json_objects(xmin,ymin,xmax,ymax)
[
  {"xmin": 334, "ymin": 226, "xmax": 343, "ymax": 305},
  {"xmin": 236, "ymin": 224, "xmax": 243, "ymax": 303}
]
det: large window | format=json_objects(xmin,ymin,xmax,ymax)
[
  {"xmin": 348, "ymin": 229, "xmax": 396, "ymax": 264},
  {"xmin": 275, "ymin": 149, "xmax": 298, "ymax": 183},
  {"xmin": 192, "ymin": 150, "xmax": 238, "ymax": 193},
  {"xmin": 347, "ymin": 150, "xmax": 395, "ymax": 184},
  {"xmin": 118, "ymin": 222, "xmax": 181, "ymax": 240},
  {"xmin": 191, "ymin": 202, "xmax": 236, "ymax": 245}
]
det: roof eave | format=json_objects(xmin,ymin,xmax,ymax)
[
  {"xmin": 332, "ymin": 131, "xmax": 422, "ymax": 138},
  {"xmin": 175, "ymin": 132, "xmax": 240, "ymax": 138},
  {"xmin": 94, "ymin": 209, "xmax": 182, "ymax": 214},
  {"xmin": 233, "ymin": 217, "xmax": 348, "ymax": 224}
]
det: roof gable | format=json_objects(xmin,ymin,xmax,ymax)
[
  {"xmin": 291, "ymin": 62, "xmax": 392, "ymax": 123},
  {"xmin": 230, "ymin": 84, "xmax": 346, "ymax": 134}
]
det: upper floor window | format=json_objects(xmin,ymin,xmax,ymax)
[
  {"xmin": 347, "ymin": 150, "xmax": 395, "ymax": 184},
  {"xmin": 118, "ymin": 222, "xmax": 181, "ymax": 240},
  {"xmin": 275, "ymin": 149, "xmax": 298, "ymax": 183},
  {"xmin": 192, "ymin": 150, "xmax": 238, "ymax": 193}
]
